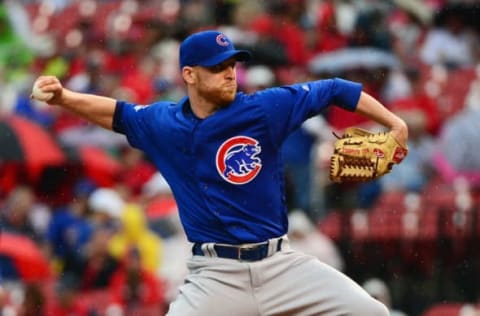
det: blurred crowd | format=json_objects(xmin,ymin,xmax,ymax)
[{"xmin": 1, "ymin": 0, "xmax": 480, "ymax": 315}]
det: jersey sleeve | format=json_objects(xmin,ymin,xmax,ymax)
[
  {"xmin": 261, "ymin": 77, "xmax": 362, "ymax": 146},
  {"xmin": 112, "ymin": 100, "xmax": 156, "ymax": 151}
]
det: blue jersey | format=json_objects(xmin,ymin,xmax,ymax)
[{"xmin": 113, "ymin": 78, "xmax": 361, "ymax": 244}]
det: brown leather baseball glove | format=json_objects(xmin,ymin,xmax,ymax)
[{"xmin": 329, "ymin": 127, "xmax": 408, "ymax": 183}]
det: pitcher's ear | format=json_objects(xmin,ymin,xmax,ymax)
[{"xmin": 182, "ymin": 66, "xmax": 195, "ymax": 84}]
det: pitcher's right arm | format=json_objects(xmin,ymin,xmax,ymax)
[{"xmin": 32, "ymin": 76, "xmax": 117, "ymax": 130}]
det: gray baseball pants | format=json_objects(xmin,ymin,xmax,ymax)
[{"xmin": 167, "ymin": 238, "xmax": 388, "ymax": 316}]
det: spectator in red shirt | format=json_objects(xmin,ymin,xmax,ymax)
[
  {"xmin": 249, "ymin": 0, "xmax": 311, "ymax": 66},
  {"xmin": 109, "ymin": 247, "xmax": 165, "ymax": 314},
  {"xmin": 312, "ymin": 0, "xmax": 348, "ymax": 54},
  {"xmin": 389, "ymin": 67, "xmax": 442, "ymax": 136},
  {"xmin": 46, "ymin": 275, "xmax": 90, "ymax": 316},
  {"xmin": 116, "ymin": 146, "xmax": 157, "ymax": 198},
  {"xmin": 62, "ymin": 226, "xmax": 120, "ymax": 292}
]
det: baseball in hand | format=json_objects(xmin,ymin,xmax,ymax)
[{"xmin": 31, "ymin": 82, "xmax": 54, "ymax": 102}]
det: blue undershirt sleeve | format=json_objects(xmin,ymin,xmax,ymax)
[
  {"xmin": 111, "ymin": 100, "xmax": 153, "ymax": 150},
  {"xmin": 112, "ymin": 101, "xmax": 125, "ymax": 134}
]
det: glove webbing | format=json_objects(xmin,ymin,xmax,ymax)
[{"xmin": 330, "ymin": 153, "xmax": 379, "ymax": 182}]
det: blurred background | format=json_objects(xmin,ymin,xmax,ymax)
[{"xmin": 1, "ymin": 0, "xmax": 480, "ymax": 315}]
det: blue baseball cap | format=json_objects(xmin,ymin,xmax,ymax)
[{"xmin": 179, "ymin": 30, "xmax": 251, "ymax": 69}]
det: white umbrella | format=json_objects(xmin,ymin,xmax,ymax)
[
  {"xmin": 58, "ymin": 124, "xmax": 128, "ymax": 148},
  {"xmin": 309, "ymin": 47, "xmax": 402, "ymax": 74}
]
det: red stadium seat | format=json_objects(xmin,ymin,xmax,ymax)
[
  {"xmin": 421, "ymin": 302, "xmax": 463, "ymax": 316},
  {"xmin": 317, "ymin": 210, "xmax": 345, "ymax": 241},
  {"xmin": 441, "ymin": 68, "xmax": 476, "ymax": 117}
]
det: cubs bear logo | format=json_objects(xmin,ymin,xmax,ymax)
[{"xmin": 216, "ymin": 136, "xmax": 262, "ymax": 184}]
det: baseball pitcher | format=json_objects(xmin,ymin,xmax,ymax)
[{"xmin": 32, "ymin": 30, "xmax": 408, "ymax": 316}]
